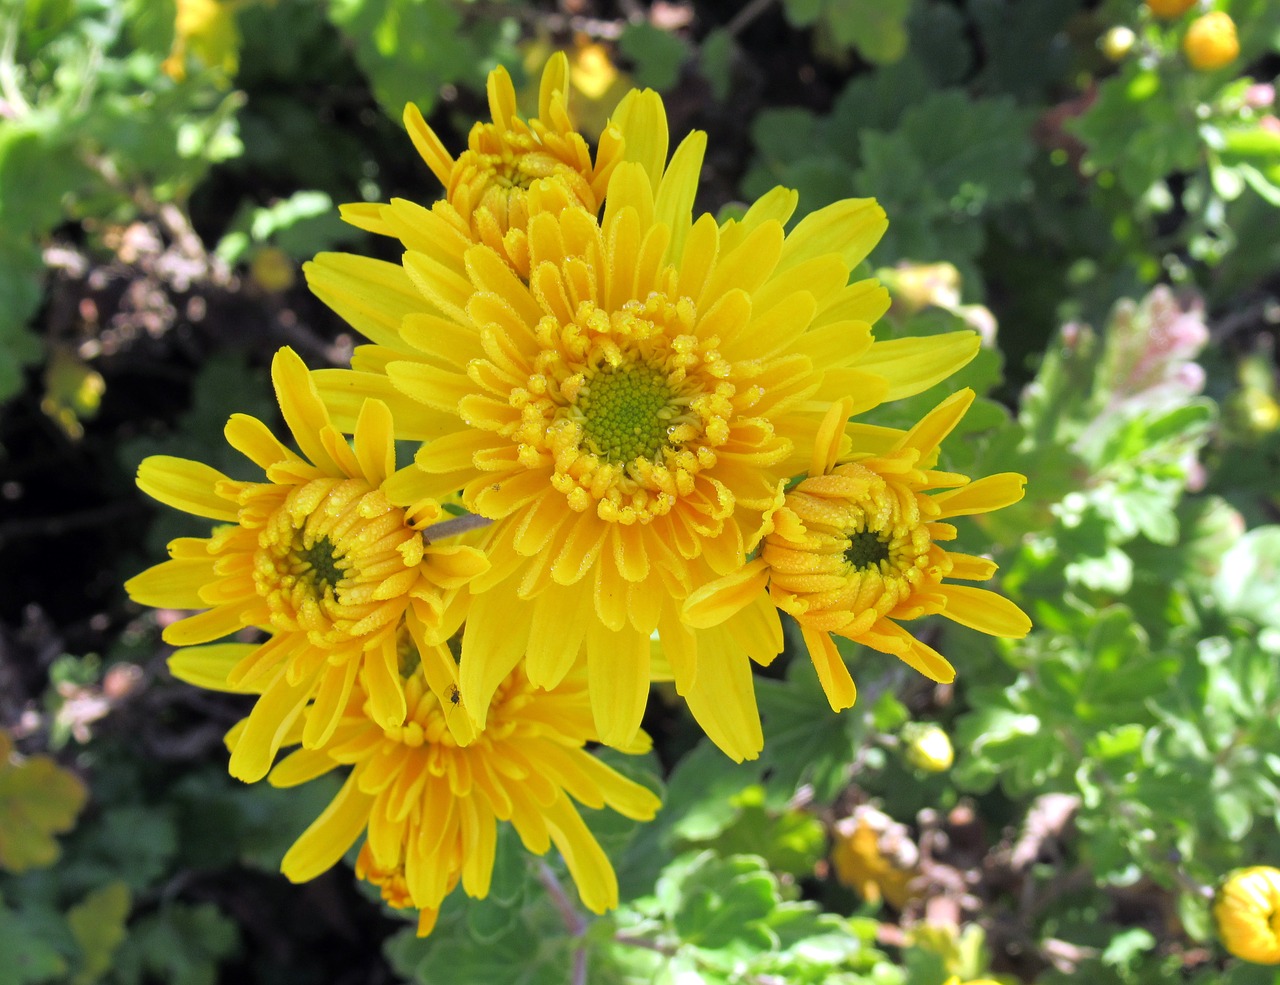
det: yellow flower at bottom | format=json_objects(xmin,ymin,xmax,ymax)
[
  {"xmin": 125, "ymin": 348, "xmax": 488, "ymax": 782},
  {"xmin": 1215, "ymin": 866, "xmax": 1280, "ymax": 964},
  {"xmin": 685, "ymin": 389, "xmax": 1031, "ymax": 711},
  {"xmin": 268, "ymin": 661, "xmax": 660, "ymax": 936}
]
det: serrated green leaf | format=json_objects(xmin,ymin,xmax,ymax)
[
  {"xmin": 699, "ymin": 28, "xmax": 736, "ymax": 103},
  {"xmin": 0, "ymin": 731, "xmax": 87, "ymax": 873},
  {"xmin": 0, "ymin": 902, "xmax": 67, "ymax": 985},
  {"xmin": 111, "ymin": 903, "xmax": 239, "ymax": 985},
  {"xmin": 619, "ymin": 23, "xmax": 687, "ymax": 92},
  {"xmin": 67, "ymin": 881, "xmax": 130, "ymax": 985}
]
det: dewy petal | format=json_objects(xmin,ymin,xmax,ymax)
[
  {"xmin": 800, "ymin": 625, "xmax": 857, "ymax": 712},
  {"xmin": 682, "ymin": 625, "xmax": 764, "ymax": 763},
  {"xmin": 403, "ymin": 101, "xmax": 454, "ymax": 187},
  {"xmin": 608, "ymin": 88, "xmax": 669, "ymax": 190},
  {"xmin": 682, "ymin": 558, "xmax": 771, "ymax": 629}
]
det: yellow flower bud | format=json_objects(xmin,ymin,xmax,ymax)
[
  {"xmin": 1184, "ymin": 11, "xmax": 1240, "ymax": 72},
  {"xmin": 249, "ymin": 246, "xmax": 296, "ymax": 293},
  {"xmin": 1145, "ymin": 0, "xmax": 1197, "ymax": 19},
  {"xmin": 1215, "ymin": 866, "xmax": 1280, "ymax": 964},
  {"xmin": 902, "ymin": 722, "xmax": 955, "ymax": 772},
  {"xmin": 1101, "ymin": 26, "xmax": 1137, "ymax": 61}
]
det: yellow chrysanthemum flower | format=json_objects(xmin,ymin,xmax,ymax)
[
  {"xmin": 685, "ymin": 389, "xmax": 1031, "ymax": 711},
  {"xmin": 235, "ymin": 657, "xmax": 661, "ymax": 937},
  {"xmin": 304, "ymin": 80, "xmax": 980, "ymax": 761},
  {"xmin": 340, "ymin": 51, "xmax": 638, "ymax": 278},
  {"xmin": 125, "ymin": 348, "xmax": 488, "ymax": 782},
  {"xmin": 1215, "ymin": 866, "xmax": 1280, "ymax": 964}
]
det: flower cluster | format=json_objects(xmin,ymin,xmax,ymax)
[{"xmin": 128, "ymin": 52, "xmax": 1028, "ymax": 933}]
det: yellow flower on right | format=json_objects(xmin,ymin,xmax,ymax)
[
  {"xmin": 684, "ymin": 388, "xmax": 1031, "ymax": 712},
  {"xmin": 1215, "ymin": 865, "xmax": 1280, "ymax": 964}
]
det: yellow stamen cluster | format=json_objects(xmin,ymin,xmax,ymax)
[
  {"xmin": 506, "ymin": 289, "xmax": 735, "ymax": 525},
  {"xmin": 251, "ymin": 477, "xmax": 433, "ymax": 647}
]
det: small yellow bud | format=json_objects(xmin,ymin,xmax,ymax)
[
  {"xmin": 1145, "ymin": 0, "xmax": 1197, "ymax": 19},
  {"xmin": 250, "ymin": 246, "xmax": 296, "ymax": 293},
  {"xmin": 1101, "ymin": 26, "xmax": 1137, "ymax": 62},
  {"xmin": 1215, "ymin": 866, "xmax": 1280, "ymax": 964},
  {"xmin": 1184, "ymin": 12, "xmax": 1240, "ymax": 72},
  {"xmin": 902, "ymin": 722, "xmax": 955, "ymax": 772}
]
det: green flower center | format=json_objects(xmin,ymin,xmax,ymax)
[
  {"xmin": 845, "ymin": 530, "xmax": 891, "ymax": 570},
  {"xmin": 579, "ymin": 363, "xmax": 674, "ymax": 463},
  {"xmin": 299, "ymin": 535, "xmax": 345, "ymax": 595}
]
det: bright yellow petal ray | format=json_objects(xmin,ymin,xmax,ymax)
[
  {"xmin": 936, "ymin": 584, "xmax": 1032, "ymax": 638},
  {"xmin": 281, "ymin": 774, "xmax": 376, "ymax": 882},
  {"xmin": 125, "ymin": 558, "xmax": 216, "ymax": 609},
  {"xmin": 137, "ymin": 456, "xmax": 238, "ymax": 522},
  {"xmin": 167, "ymin": 643, "xmax": 259, "ymax": 693},
  {"xmin": 800, "ymin": 625, "xmax": 857, "ymax": 711},
  {"xmin": 682, "ymin": 558, "xmax": 771, "ymax": 628},
  {"xmin": 931, "ymin": 472, "xmax": 1027, "ymax": 517},
  {"xmin": 860, "ymin": 332, "xmax": 981, "ymax": 401}
]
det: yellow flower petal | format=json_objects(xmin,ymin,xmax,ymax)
[
  {"xmin": 281, "ymin": 774, "xmax": 376, "ymax": 883},
  {"xmin": 137, "ymin": 456, "xmax": 238, "ymax": 523}
]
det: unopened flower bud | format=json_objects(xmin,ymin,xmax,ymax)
[{"xmin": 1184, "ymin": 12, "xmax": 1239, "ymax": 72}]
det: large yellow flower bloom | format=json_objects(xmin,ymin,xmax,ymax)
[
  {"xmin": 305, "ymin": 81, "xmax": 980, "ymax": 761},
  {"xmin": 685, "ymin": 389, "xmax": 1031, "ymax": 711},
  {"xmin": 341, "ymin": 51, "xmax": 632, "ymax": 279},
  {"xmin": 179, "ymin": 645, "xmax": 662, "ymax": 937},
  {"xmin": 1215, "ymin": 866, "xmax": 1280, "ymax": 964},
  {"xmin": 125, "ymin": 348, "xmax": 487, "ymax": 782}
]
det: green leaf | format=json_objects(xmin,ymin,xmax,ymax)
[
  {"xmin": 0, "ymin": 731, "xmax": 88, "ymax": 873},
  {"xmin": 822, "ymin": 0, "xmax": 913, "ymax": 65},
  {"xmin": 111, "ymin": 904, "xmax": 239, "ymax": 985},
  {"xmin": 1216, "ymin": 527, "xmax": 1280, "ymax": 631},
  {"xmin": 619, "ymin": 23, "xmax": 687, "ymax": 92},
  {"xmin": 665, "ymin": 854, "xmax": 779, "ymax": 950},
  {"xmin": 699, "ymin": 28, "xmax": 736, "ymax": 103},
  {"xmin": 67, "ymin": 882, "xmax": 130, "ymax": 985},
  {"xmin": 0, "ymin": 902, "xmax": 67, "ymax": 985}
]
